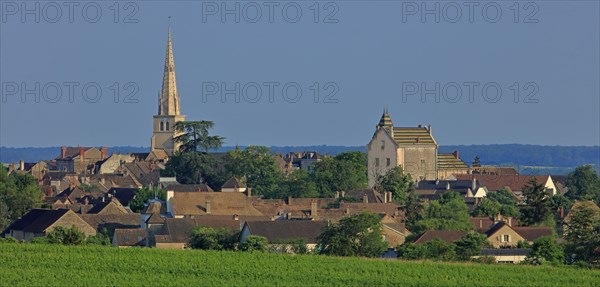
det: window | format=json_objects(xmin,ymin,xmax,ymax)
[
  {"xmin": 166, "ymin": 121, "xmax": 170, "ymax": 131},
  {"xmin": 386, "ymin": 158, "xmax": 391, "ymax": 166},
  {"xmin": 380, "ymin": 140, "xmax": 385, "ymax": 150},
  {"xmin": 502, "ymin": 234, "xmax": 510, "ymax": 242},
  {"xmin": 160, "ymin": 121, "xmax": 164, "ymax": 131},
  {"xmin": 375, "ymin": 158, "xmax": 379, "ymax": 167}
]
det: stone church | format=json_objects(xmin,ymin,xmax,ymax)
[
  {"xmin": 367, "ymin": 109, "xmax": 469, "ymax": 187},
  {"xmin": 151, "ymin": 26, "xmax": 186, "ymax": 155}
]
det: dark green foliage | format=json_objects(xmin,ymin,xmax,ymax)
[
  {"xmin": 527, "ymin": 236, "xmax": 564, "ymax": 265},
  {"xmin": 548, "ymin": 194, "xmax": 572, "ymax": 213},
  {"xmin": 163, "ymin": 152, "xmax": 222, "ymax": 186},
  {"xmin": 129, "ymin": 187, "xmax": 166, "ymax": 213},
  {"xmin": 566, "ymin": 165, "xmax": 600, "ymax": 203},
  {"xmin": 519, "ymin": 178, "xmax": 552, "ymax": 226},
  {"xmin": 47, "ymin": 226, "xmax": 85, "ymax": 245},
  {"xmin": 485, "ymin": 189, "xmax": 519, "ymax": 217},
  {"xmin": 310, "ymin": 152, "xmax": 368, "ymax": 198},
  {"xmin": 188, "ymin": 226, "xmax": 237, "ymax": 250},
  {"xmin": 86, "ymin": 228, "xmax": 112, "ymax": 246},
  {"xmin": 226, "ymin": 146, "xmax": 284, "ymax": 198},
  {"xmin": 402, "ymin": 191, "xmax": 424, "ymax": 230},
  {"xmin": 413, "ymin": 192, "xmax": 473, "ymax": 234},
  {"xmin": 454, "ymin": 233, "xmax": 489, "ymax": 260},
  {"xmin": 317, "ymin": 212, "xmax": 387, "ymax": 257},
  {"xmin": 471, "ymin": 198, "xmax": 502, "ymax": 218},
  {"xmin": 174, "ymin": 121, "xmax": 224, "ymax": 153},
  {"xmin": 240, "ymin": 235, "xmax": 268, "ymax": 252},
  {"xmin": 564, "ymin": 204, "xmax": 600, "ymax": 264},
  {"xmin": 0, "ymin": 169, "xmax": 41, "ymax": 231},
  {"xmin": 278, "ymin": 170, "xmax": 318, "ymax": 198},
  {"xmin": 375, "ymin": 166, "xmax": 414, "ymax": 203},
  {"xmin": 397, "ymin": 239, "xmax": 457, "ymax": 261},
  {"xmin": 472, "ymin": 156, "xmax": 481, "ymax": 167}
]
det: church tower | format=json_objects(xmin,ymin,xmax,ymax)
[{"xmin": 151, "ymin": 21, "xmax": 186, "ymax": 155}]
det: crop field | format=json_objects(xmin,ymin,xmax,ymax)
[{"xmin": 0, "ymin": 243, "xmax": 598, "ymax": 286}]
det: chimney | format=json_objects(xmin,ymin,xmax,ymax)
[
  {"xmin": 341, "ymin": 191, "xmax": 346, "ymax": 198},
  {"xmin": 206, "ymin": 199, "xmax": 212, "ymax": 214},
  {"xmin": 472, "ymin": 177, "xmax": 477, "ymax": 191},
  {"xmin": 19, "ymin": 160, "xmax": 25, "ymax": 171},
  {"xmin": 479, "ymin": 219, "xmax": 483, "ymax": 229},
  {"xmin": 311, "ymin": 200, "xmax": 318, "ymax": 217},
  {"xmin": 446, "ymin": 182, "xmax": 450, "ymax": 190},
  {"xmin": 61, "ymin": 146, "xmax": 66, "ymax": 159},
  {"xmin": 388, "ymin": 192, "xmax": 393, "ymax": 203},
  {"xmin": 101, "ymin": 147, "xmax": 108, "ymax": 159},
  {"xmin": 363, "ymin": 194, "xmax": 368, "ymax": 203},
  {"xmin": 287, "ymin": 196, "xmax": 292, "ymax": 205},
  {"xmin": 559, "ymin": 207, "xmax": 564, "ymax": 218},
  {"xmin": 507, "ymin": 217, "xmax": 512, "ymax": 227},
  {"xmin": 383, "ymin": 191, "xmax": 387, "ymax": 203},
  {"xmin": 233, "ymin": 214, "xmax": 239, "ymax": 221},
  {"xmin": 79, "ymin": 147, "xmax": 85, "ymax": 162},
  {"xmin": 428, "ymin": 124, "xmax": 432, "ymax": 134},
  {"xmin": 452, "ymin": 150, "xmax": 459, "ymax": 159},
  {"xmin": 335, "ymin": 191, "xmax": 340, "ymax": 199},
  {"xmin": 246, "ymin": 188, "xmax": 252, "ymax": 197}
]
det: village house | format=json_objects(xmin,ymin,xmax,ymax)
[
  {"xmin": 455, "ymin": 174, "xmax": 557, "ymax": 199},
  {"xmin": 240, "ymin": 220, "xmax": 328, "ymax": 252},
  {"xmin": 113, "ymin": 228, "xmax": 148, "ymax": 248},
  {"xmin": 55, "ymin": 146, "xmax": 108, "ymax": 175},
  {"xmin": 1, "ymin": 209, "xmax": 96, "ymax": 242}
]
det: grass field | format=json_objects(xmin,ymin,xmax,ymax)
[{"xmin": 0, "ymin": 243, "xmax": 599, "ymax": 286}]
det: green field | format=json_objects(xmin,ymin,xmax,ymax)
[{"xmin": 0, "ymin": 243, "xmax": 598, "ymax": 286}]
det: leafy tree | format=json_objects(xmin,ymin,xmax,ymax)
[
  {"xmin": 548, "ymin": 194, "xmax": 572, "ymax": 213},
  {"xmin": 454, "ymin": 233, "xmax": 489, "ymax": 261},
  {"xmin": 566, "ymin": 165, "xmax": 600, "ymax": 203},
  {"xmin": 486, "ymin": 189, "xmax": 519, "ymax": 218},
  {"xmin": 311, "ymin": 152, "xmax": 368, "ymax": 198},
  {"xmin": 47, "ymin": 226, "xmax": 85, "ymax": 245},
  {"xmin": 278, "ymin": 169, "xmax": 318, "ymax": 198},
  {"xmin": 0, "ymin": 169, "xmax": 41, "ymax": 231},
  {"xmin": 375, "ymin": 166, "xmax": 414, "ymax": 203},
  {"xmin": 413, "ymin": 192, "xmax": 473, "ymax": 233},
  {"xmin": 225, "ymin": 146, "xmax": 284, "ymax": 198},
  {"xmin": 519, "ymin": 178, "xmax": 552, "ymax": 226},
  {"xmin": 471, "ymin": 198, "xmax": 501, "ymax": 218},
  {"xmin": 397, "ymin": 239, "xmax": 457, "ymax": 261},
  {"xmin": 527, "ymin": 236, "xmax": 564, "ymax": 265},
  {"xmin": 86, "ymin": 228, "xmax": 112, "ymax": 246},
  {"xmin": 129, "ymin": 187, "xmax": 166, "ymax": 213},
  {"xmin": 240, "ymin": 235, "xmax": 268, "ymax": 252},
  {"xmin": 402, "ymin": 191, "xmax": 424, "ymax": 230},
  {"xmin": 163, "ymin": 152, "xmax": 219, "ymax": 185},
  {"xmin": 317, "ymin": 212, "xmax": 387, "ymax": 257},
  {"xmin": 174, "ymin": 121, "xmax": 224, "ymax": 153},
  {"xmin": 564, "ymin": 204, "xmax": 600, "ymax": 264},
  {"xmin": 188, "ymin": 226, "xmax": 237, "ymax": 250}
]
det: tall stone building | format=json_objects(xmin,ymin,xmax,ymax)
[
  {"xmin": 367, "ymin": 109, "xmax": 469, "ymax": 187},
  {"xmin": 151, "ymin": 25, "xmax": 186, "ymax": 156}
]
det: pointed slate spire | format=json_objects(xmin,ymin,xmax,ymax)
[{"xmin": 159, "ymin": 17, "xmax": 181, "ymax": 116}]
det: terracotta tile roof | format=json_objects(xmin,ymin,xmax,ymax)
[
  {"xmin": 413, "ymin": 230, "xmax": 467, "ymax": 244},
  {"xmin": 345, "ymin": 189, "xmax": 384, "ymax": 203},
  {"xmin": 512, "ymin": 226, "xmax": 554, "ymax": 241},
  {"xmin": 154, "ymin": 216, "xmax": 248, "ymax": 244},
  {"xmin": 244, "ymin": 220, "xmax": 328, "ymax": 243},
  {"xmin": 113, "ymin": 228, "xmax": 146, "ymax": 246},
  {"xmin": 167, "ymin": 184, "xmax": 215, "ymax": 193},
  {"xmin": 392, "ymin": 127, "xmax": 435, "ymax": 145},
  {"xmin": 470, "ymin": 217, "xmax": 496, "ymax": 233},
  {"xmin": 170, "ymin": 192, "xmax": 265, "ymax": 217},
  {"xmin": 55, "ymin": 147, "xmax": 96, "ymax": 160},
  {"xmin": 79, "ymin": 214, "xmax": 140, "ymax": 232},
  {"xmin": 221, "ymin": 177, "xmax": 246, "ymax": 189}
]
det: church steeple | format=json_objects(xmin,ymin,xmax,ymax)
[
  {"xmin": 159, "ymin": 18, "xmax": 181, "ymax": 116},
  {"xmin": 378, "ymin": 107, "xmax": 393, "ymax": 127}
]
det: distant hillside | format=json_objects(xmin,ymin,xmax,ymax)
[{"xmin": 1, "ymin": 145, "xmax": 598, "ymax": 175}]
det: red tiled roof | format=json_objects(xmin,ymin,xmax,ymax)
[{"xmin": 413, "ymin": 230, "xmax": 467, "ymax": 244}]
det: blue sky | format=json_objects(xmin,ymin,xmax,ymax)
[{"xmin": 1, "ymin": 1, "xmax": 599, "ymax": 147}]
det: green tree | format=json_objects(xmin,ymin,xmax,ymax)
[
  {"xmin": 402, "ymin": 191, "xmax": 424, "ymax": 230},
  {"xmin": 397, "ymin": 239, "xmax": 457, "ymax": 261},
  {"xmin": 311, "ymin": 152, "xmax": 368, "ymax": 198},
  {"xmin": 566, "ymin": 165, "xmax": 600, "ymax": 203},
  {"xmin": 188, "ymin": 226, "xmax": 236, "ymax": 250},
  {"xmin": 86, "ymin": 228, "xmax": 112, "ymax": 246},
  {"xmin": 174, "ymin": 121, "xmax": 224, "ymax": 153},
  {"xmin": 471, "ymin": 198, "xmax": 501, "ymax": 218},
  {"xmin": 454, "ymin": 232, "xmax": 489, "ymax": 261},
  {"xmin": 0, "ymin": 169, "xmax": 41, "ymax": 231},
  {"xmin": 240, "ymin": 235, "xmax": 268, "ymax": 252},
  {"xmin": 47, "ymin": 226, "xmax": 85, "ymax": 245},
  {"xmin": 548, "ymin": 194, "xmax": 572, "ymax": 213},
  {"xmin": 375, "ymin": 166, "xmax": 414, "ymax": 203},
  {"xmin": 163, "ymin": 152, "xmax": 219, "ymax": 185},
  {"xmin": 129, "ymin": 187, "xmax": 167, "ymax": 213},
  {"xmin": 472, "ymin": 156, "xmax": 481, "ymax": 167},
  {"xmin": 519, "ymin": 178, "xmax": 552, "ymax": 226},
  {"xmin": 414, "ymin": 192, "xmax": 473, "ymax": 233},
  {"xmin": 564, "ymin": 204, "xmax": 600, "ymax": 264},
  {"xmin": 527, "ymin": 236, "xmax": 564, "ymax": 265},
  {"xmin": 317, "ymin": 212, "xmax": 387, "ymax": 257},
  {"xmin": 486, "ymin": 189, "xmax": 519, "ymax": 217},
  {"xmin": 225, "ymin": 146, "xmax": 284, "ymax": 198},
  {"xmin": 278, "ymin": 169, "xmax": 319, "ymax": 198}
]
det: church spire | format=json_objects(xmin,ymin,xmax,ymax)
[
  {"xmin": 159, "ymin": 17, "xmax": 180, "ymax": 116},
  {"xmin": 378, "ymin": 107, "xmax": 393, "ymax": 127}
]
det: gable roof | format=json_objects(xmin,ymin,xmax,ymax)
[
  {"xmin": 166, "ymin": 184, "xmax": 214, "ymax": 193},
  {"xmin": 512, "ymin": 226, "xmax": 554, "ymax": 241},
  {"xmin": 221, "ymin": 177, "xmax": 246, "ymax": 189},
  {"xmin": 113, "ymin": 228, "xmax": 147, "ymax": 246},
  {"xmin": 244, "ymin": 220, "xmax": 328, "ymax": 243},
  {"xmin": 155, "ymin": 216, "xmax": 245, "ymax": 244},
  {"xmin": 79, "ymin": 213, "xmax": 140, "ymax": 232},
  {"xmin": 455, "ymin": 174, "xmax": 551, "ymax": 192},
  {"xmin": 108, "ymin": 188, "xmax": 138, "ymax": 206},
  {"xmin": 170, "ymin": 192, "xmax": 265, "ymax": 216},
  {"xmin": 393, "ymin": 127, "xmax": 436, "ymax": 145},
  {"xmin": 55, "ymin": 147, "xmax": 98, "ymax": 160},
  {"xmin": 2, "ymin": 209, "xmax": 71, "ymax": 235},
  {"xmin": 413, "ymin": 230, "xmax": 467, "ymax": 244}
]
